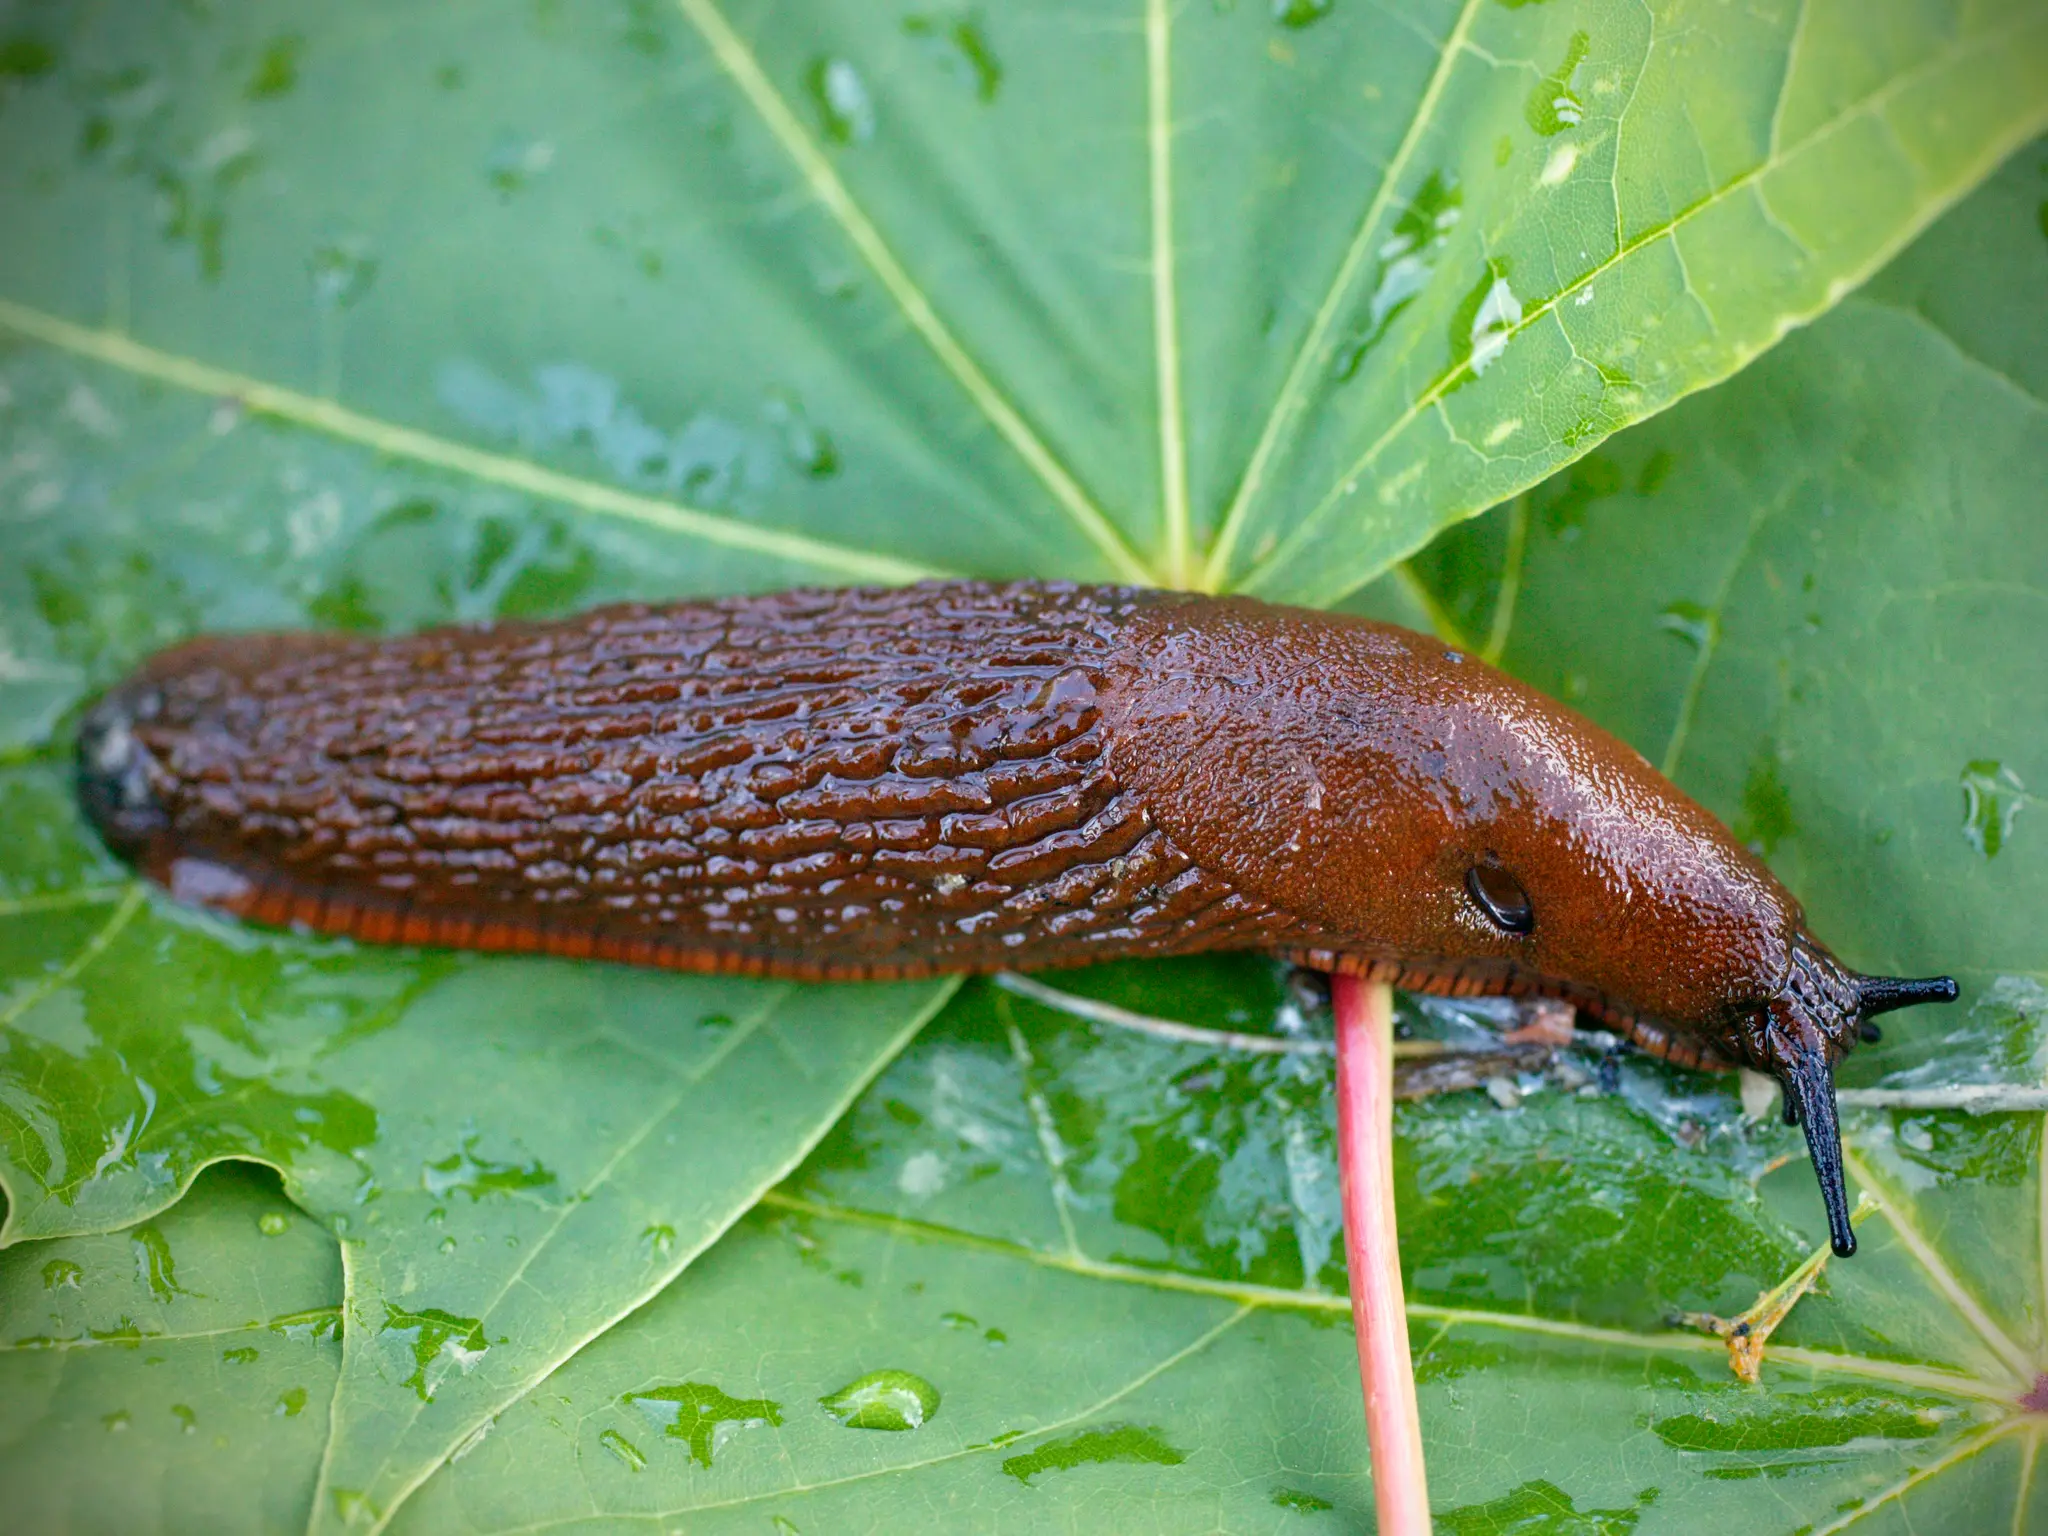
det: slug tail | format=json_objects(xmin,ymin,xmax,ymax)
[{"xmin": 76, "ymin": 682, "xmax": 169, "ymax": 861}]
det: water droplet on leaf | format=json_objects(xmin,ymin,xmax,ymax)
[
  {"xmin": 624, "ymin": 1381, "xmax": 783, "ymax": 1466},
  {"xmin": 807, "ymin": 58, "xmax": 875, "ymax": 144},
  {"xmin": 598, "ymin": 1427, "xmax": 647, "ymax": 1471},
  {"xmin": 380, "ymin": 1304, "xmax": 488, "ymax": 1402},
  {"xmin": 131, "ymin": 1224, "xmax": 191, "ymax": 1303},
  {"xmin": 1525, "ymin": 31, "xmax": 1589, "ymax": 135},
  {"xmin": 763, "ymin": 391, "xmax": 838, "ymax": 478},
  {"xmin": 902, "ymin": 16, "xmax": 1002, "ymax": 100},
  {"xmin": 1961, "ymin": 760, "xmax": 2027, "ymax": 858},
  {"xmin": 1272, "ymin": 1488, "xmax": 1335, "ymax": 1512},
  {"xmin": 41, "ymin": 1258, "xmax": 83, "ymax": 1290},
  {"xmin": 269, "ymin": 1307, "xmax": 342, "ymax": 1343},
  {"xmin": 309, "ymin": 240, "xmax": 377, "ymax": 309},
  {"xmin": 421, "ymin": 1134, "xmax": 557, "ymax": 1202},
  {"xmin": 1657, "ymin": 600, "xmax": 1718, "ymax": 653},
  {"xmin": 819, "ymin": 1368, "xmax": 941, "ymax": 1431},
  {"xmin": 1333, "ymin": 172, "xmax": 1460, "ymax": 380},
  {"xmin": 1445, "ymin": 260, "xmax": 1522, "ymax": 384},
  {"xmin": 1001, "ymin": 1423, "xmax": 1186, "ymax": 1483},
  {"xmin": 1272, "ymin": 0, "xmax": 1333, "ymax": 26}
]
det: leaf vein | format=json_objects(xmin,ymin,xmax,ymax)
[
  {"xmin": 1841, "ymin": 1145, "xmax": 2036, "ymax": 1386},
  {"xmin": 1147, "ymin": 0, "xmax": 1192, "ymax": 585},
  {"xmin": 670, "ymin": 0, "xmax": 1151, "ymax": 583},
  {"xmin": 0, "ymin": 300, "xmax": 938, "ymax": 586},
  {"xmin": 1201, "ymin": 0, "xmax": 1486, "ymax": 588},
  {"xmin": 758, "ymin": 1191, "xmax": 2014, "ymax": 1403},
  {"xmin": 1236, "ymin": 12, "xmax": 2048, "ymax": 598}
]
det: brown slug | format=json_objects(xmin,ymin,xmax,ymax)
[{"xmin": 74, "ymin": 579, "xmax": 1956, "ymax": 1257}]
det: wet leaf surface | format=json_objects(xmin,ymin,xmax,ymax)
[
  {"xmin": 0, "ymin": 0, "xmax": 2043, "ymax": 1529},
  {"xmin": 0, "ymin": 1163, "xmax": 342, "ymax": 1534}
]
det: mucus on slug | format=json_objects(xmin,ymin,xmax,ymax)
[{"xmin": 73, "ymin": 579, "xmax": 1959, "ymax": 1258}]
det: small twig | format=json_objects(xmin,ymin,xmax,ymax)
[
  {"xmin": 994, "ymin": 971, "xmax": 1331, "ymax": 1054},
  {"xmin": 1393, "ymin": 1042, "xmax": 1556, "ymax": 1100},
  {"xmin": 1674, "ymin": 1197, "xmax": 1876, "ymax": 1381},
  {"xmin": 1000, "ymin": 977, "xmax": 2048, "ymax": 1117},
  {"xmin": 994, "ymin": 971, "xmax": 1445, "ymax": 1060},
  {"xmin": 1333, "ymin": 973, "xmax": 1431, "ymax": 1534},
  {"xmin": 0, "ymin": 883, "xmax": 135, "ymax": 919},
  {"xmin": 1836, "ymin": 1085, "xmax": 2048, "ymax": 1114}
]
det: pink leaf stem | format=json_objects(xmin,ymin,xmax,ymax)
[{"xmin": 1332, "ymin": 972, "xmax": 1431, "ymax": 1534}]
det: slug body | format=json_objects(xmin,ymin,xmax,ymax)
[{"xmin": 77, "ymin": 580, "xmax": 1956, "ymax": 1255}]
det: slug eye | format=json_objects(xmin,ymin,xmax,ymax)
[{"xmin": 1465, "ymin": 863, "xmax": 1535, "ymax": 936}]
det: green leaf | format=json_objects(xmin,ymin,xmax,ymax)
[
  {"xmin": 413, "ymin": 135, "xmax": 2048, "ymax": 1532},
  {"xmin": 1, "ymin": 0, "xmax": 2041, "ymax": 609},
  {"xmin": 1, "ymin": 0, "xmax": 2044, "ymax": 1530},
  {"xmin": 1385, "ymin": 134, "xmax": 2048, "ymax": 1518},
  {"xmin": 1398, "ymin": 135, "xmax": 2047, "ymax": 1009},
  {"xmin": 0, "ymin": 1162, "xmax": 341, "ymax": 1534},
  {"xmin": 381, "ymin": 971, "xmax": 2025, "ymax": 1531},
  {"xmin": 0, "ymin": 806, "xmax": 955, "ymax": 1532},
  {"xmin": 0, "ymin": 251, "xmax": 954, "ymax": 1536}
]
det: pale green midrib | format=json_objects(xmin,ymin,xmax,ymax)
[
  {"xmin": 1146, "ymin": 0, "xmax": 1192, "ymax": 587},
  {"xmin": 1480, "ymin": 494, "xmax": 1530, "ymax": 667},
  {"xmin": 1393, "ymin": 563, "xmax": 1479, "ymax": 653},
  {"xmin": 669, "ymin": 0, "xmax": 1153, "ymax": 586},
  {"xmin": 1841, "ymin": 1146, "xmax": 2038, "ymax": 1387},
  {"xmin": 1230, "ymin": 15, "xmax": 2048, "ymax": 599},
  {"xmin": 329, "ymin": 978, "xmax": 961, "ymax": 1536},
  {"xmin": 481, "ymin": 1308, "xmax": 1253, "ymax": 1534},
  {"xmin": 1843, "ymin": 295, "xmax": 2048, "ymax": 412},
  {"xmin": 759, "ymin": 1191, "xmax": 2014, "ymax": 1404},
  {"xmin": 0, "ymin": 299, "xmax": 942, "ymax": 587},
  {"xmin": 1199, "ymin": 0, "xmax": 1486, "ymax": 590},
  {"xmin": 1810, "ymin": 1423, "xmax": 2022, "ymax": 1536},
  {"xmin": 1657, "ymin": 470, "xmax": 1786, "ymax": 780},
  {"xmin": 0, "ymin": 884, "xmax": 134, "ymax": 918},
  {"xmin": 321, "ymin": 982, "xmax": 797, "ymax": 1528},
  {"xmin": 0, "ymin": 1309, "xmax": 341, "ymax": 1353}
]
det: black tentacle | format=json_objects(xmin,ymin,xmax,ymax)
[
  {"xmin": 1784, "ymin": 1048, "xmax": 1855, "ymax": 1258},
  {"xmin": 1854, "ymin": 974, "xmax": 1958, "ymax": 1018},
  {"xmin": 1762, "ymin": 940, "xmax": 1960, "ymax": 1260}
]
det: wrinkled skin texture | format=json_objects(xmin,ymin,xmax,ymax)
[{"xmin": 76, "ymin": 580, "xmax": 1954, "ymax": 1255}]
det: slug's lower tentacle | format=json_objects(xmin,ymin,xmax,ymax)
[{"xmin": 1782, "ymin": 1042, "xmax": 1855, "ymax": 1257}]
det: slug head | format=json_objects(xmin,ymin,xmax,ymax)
[
  {"xmin": 1737, "ymin": 937, "xmax": 1957, "ymax": 1256},
  {"xmin": 1108, "ymin": 596, "xmax": 1958, "ymax": 1257}
]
